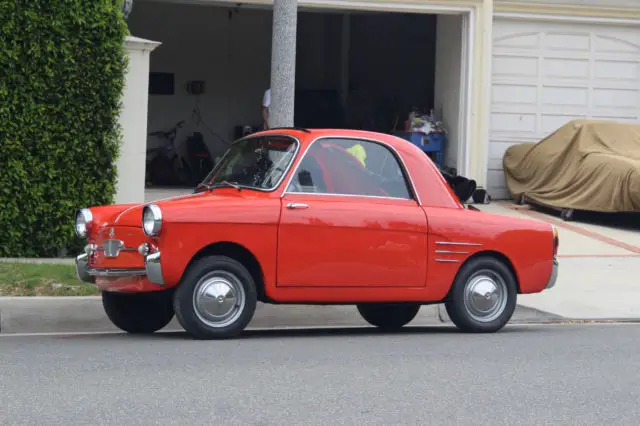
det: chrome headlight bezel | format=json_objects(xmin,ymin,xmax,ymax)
[
  {"xmin": 75, "ymin": 208, "xmax": 93, "ymax": 238},
  {"xmin": 142, "ymin": 204, "xmax": 162, "ymax": 237}
]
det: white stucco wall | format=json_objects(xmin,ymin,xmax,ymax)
[{"xmin": 114, "ymin": 36, "xmax": 160, "ymax": 205}]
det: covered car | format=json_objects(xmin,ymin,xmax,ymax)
[{"xmin": 503, "ymin": 119, "xmax": 640, "ymax": 214}]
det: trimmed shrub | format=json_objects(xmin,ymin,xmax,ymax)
[{"xmin": 0, "ymin": 0, "xmax": 128, "ymax": 257}]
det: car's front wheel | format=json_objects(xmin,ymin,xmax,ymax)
[
  {"xmin": 445, "ymin": 256, "xmax": 517, "ymax": 333},
  {"xmin": 356, "ymin": 303, "xmax": 421, "ymax": 330},
  {"xmin": 102, "ymin": 289, "xmax": 175, "ymax": 334},
  {"xmin": 173, "ymin": 255, "xmax": 257, "ymax": 340}
]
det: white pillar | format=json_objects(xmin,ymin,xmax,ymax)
[
  {"xmin": 269, "ymin": 0, "xmax": 298, "ymax": 128},
  {"xmin": 114, "ymin": 35, "xmax": 161, "ymax": 205}
]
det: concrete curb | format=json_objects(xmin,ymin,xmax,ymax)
[
  {"xmin": 0, "ymin": 296, "xmax": 449, "ymax": 334},
  {"xmin": 0, "ymin": 258, "xmax": 74, "ymax": 265},
  {"xmin": 0, "ymin": 296, "xmax": 566, "ymax": 335}
]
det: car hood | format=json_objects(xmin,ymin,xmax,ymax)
[{"xmin": 110, "ymin": 191, "xmax": 239, "ymax": 227}]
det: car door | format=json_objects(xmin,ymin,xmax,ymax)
[{"xmin": 277, "ymin": 137, "xmax": 428, "ymax": 288}]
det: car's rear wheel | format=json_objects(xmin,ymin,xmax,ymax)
[
  {"xmin": 173, "ymin": 255, "xmax": 257, "ymax": 340},
  {"xmin": 445, "ymin": 256, "xmax": 517, "ymax": 333},
  {"xmin": 356, "ymin": 303, "xmax": 421, "ymax": 330},
  {"xmin": 102, "ymin": 289, "xmax": 175, "ymax": 334}
]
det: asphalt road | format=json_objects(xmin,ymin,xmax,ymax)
[{"xmin": 2, "ymin": 324, "xmax": 640, "ymax": 426}]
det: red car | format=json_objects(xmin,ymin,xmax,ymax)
[{"xmin": 74, "ymin": 127, "xmax": 559, "ymax": 339}]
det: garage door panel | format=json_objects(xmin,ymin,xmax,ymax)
[
  {"xmin": 544, "ymin": 32, "xmax": 591, "ymax": 51},
  {"xmin": 541, "ymin": 86, "xmax": 589, "ymax": 107},
  {"xmin": 487, "ymin": 170, "xmax": 510, "ymax": 200},
  {"xmin": 538, "ymin": 79, "xmax": 639, "ymax": 90},
  {"xmin": 594, "ymin": 60, "xmax": 639, "ymax": 80},
  {"xmin": 491, "ymin": 112, "xmax": 538, "ymax": 133},
  {"xmin": 543, "ymin": 58, "xmax": 590, "ymax": 79},
  {"xmin": 594, "ymin": 34, "xmax": 640, "ymax": 54},
  {"xmin": 488, "ymin": 139, "xmax": 520, "ymax": 168},
  {"xmin": 540, "ymin": 114, "xmax": 588, "ymax": 134},
  {"xmin": 593, "ymin": 88, "xmax": 639, "ymax": 109},
  {"xmin": 488, "ymin": 18, "xmax": 640, "ymax": 200},
  {"xmin": 493, "ymin": 32, "xmax": 540, "ymax": 48},
  {"xmin": 492, "ymin": 55, "xmax": 539, "ymax": 76},
  {"xmin": 492, "ymin": 83, "xmax": 538, "ymax": 104}
]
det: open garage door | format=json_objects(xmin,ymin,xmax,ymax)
[{"xmin": 487, "ymin": 18, "xmax": 640, "ymax": 200}]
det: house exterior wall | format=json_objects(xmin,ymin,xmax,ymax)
[
  {"xmin": 121, "ymin": 0, "xmax": 639, "ymax": 204},
  {"xmin": 486, "ymin": 1, "xmax": 640, "ymax": 199}
]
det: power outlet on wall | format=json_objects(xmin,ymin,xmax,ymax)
[{"xmin": 185, "ymin": 80, "xmax": 205, "ymax": 95}]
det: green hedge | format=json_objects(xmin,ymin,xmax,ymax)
[{"xmin": 0, "ymin": 0, "xmax": 128, "ymax": 257}]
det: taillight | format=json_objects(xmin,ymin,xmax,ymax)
[{"xmin": 552, "ymin": 225, "xmax": 559, "ymax": 257}]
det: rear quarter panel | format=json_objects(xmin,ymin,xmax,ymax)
[{"xmin": 424, "ymin": 207, "xmax": 554, "ymax": 299}]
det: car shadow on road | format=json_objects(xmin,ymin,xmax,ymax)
[{"xmin": 83, "ymin": 324, "xmax": 539, "ymax": 341}]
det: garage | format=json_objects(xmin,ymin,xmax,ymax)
[
  {"xmin": 125, "ymin": 1, "xmax": 475, "ymax": 191},
  {"xmin": 487, "ymin": 17, "xmax": 640, "ymax": 200}
]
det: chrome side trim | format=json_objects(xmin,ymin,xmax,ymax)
[
  {"xmin": 435, "ymin": 250, "xmax": 469, "ymax": 254},
  {"xmin": 75, "ymin": 254, "xmax": 94, "ymax": 284},
  {"xmin": 435, "ymin": 259, "xmax": 460, "ymax": 263},
  {"xmin": 435, "ymin": 241, "xmax": 482, "ymax": 246},
  {"xmin": 545, "ymin": 258, "xmax": 559, "ymax": 290},
  {"xmin": 145, "ymin": 251, "xmax": 165, "ymax": 285},
  {"xmin": 281, "ymin": 135, "xmax": 423, "ymax": 206}
]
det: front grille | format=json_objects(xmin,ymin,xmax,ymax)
[{"xmin": 90, "ymin": 226, "xmax": 149, "ymax": 268}]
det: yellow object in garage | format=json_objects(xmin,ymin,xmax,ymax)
[{"xmin": 347, "ymin": 143, "xmax": 367, "ymax": 167}]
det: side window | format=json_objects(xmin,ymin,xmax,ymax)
[
  {"xmin": 287, "ymin": 152, "xmax": 328, "ymax": 193},
  {"xmin": 288, "ymin": 138, "xmax": 413, "ymax": 200}
]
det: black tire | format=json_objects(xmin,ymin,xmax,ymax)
[
  {"xmin": 173, "ymin": 255, "xmax": 257, "ymax": 340},
  {"xmin": 356, "ymin": 303, "xmax": 420, "ymax": 330},
  {"xmin": 102, "ymin": 289, "xmax": 175, "ymax": 334},
  {"xmin": 445, "ymin": 256, "xmax": 517, "ymax": 333}
]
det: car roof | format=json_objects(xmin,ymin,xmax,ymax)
[
  {"xmin": 244, "ymin": 127, "xmax": 463, "ymax": 209},
  {"xmin": 253, "ymin": 127, "xmax": 420, "ymax": 155}
]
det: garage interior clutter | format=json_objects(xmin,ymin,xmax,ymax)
[{"xmin": 127, "ymin": 1, "xmax": 640, "ymax": 219}]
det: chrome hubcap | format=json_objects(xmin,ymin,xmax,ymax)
[
  {"xmin": 193, "ymin": 271, "xmax": 245, "ymax": 328},
  {"xmin": 463, "ymin": 270, "xmax": 507, "ymax": 323}
]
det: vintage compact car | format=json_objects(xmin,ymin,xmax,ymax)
[{"xmin": 74, "ymin": 127, "xmax": 559, "ymax": 340}]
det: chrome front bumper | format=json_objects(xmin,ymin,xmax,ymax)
[
  {"xmin": 75, "ymin": 251, "xmax": 165, "ymax": 286},
  {"xmin": 545, "ymin": 258, "xmax": 559, "ymax": 290}
]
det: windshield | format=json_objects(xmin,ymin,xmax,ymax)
[{"xmin": 201, "ymin": 135, "xmax": 298, "ymax": 190}]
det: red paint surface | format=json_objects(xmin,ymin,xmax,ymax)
[{"xmin": 81, "ymin": 129, "xmax": 556, "ymax": 300}]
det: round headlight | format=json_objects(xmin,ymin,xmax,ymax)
[
  {"xmin": 75, "ymin": 208, "xmax": 93, "ymax": 238},
  {"xmin": 143, "ymin": 204, "xmax": 162, "ymax": 236}
]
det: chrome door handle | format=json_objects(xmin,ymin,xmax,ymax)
[{"xmin": 286, "ymin": 202, "xmax": 309, "ymax": 209}]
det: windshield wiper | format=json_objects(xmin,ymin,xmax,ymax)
[
  {"xmin": 213, "ymin": 180, "xmax": 242, "ymax": 191},
  {"xmin": 194, "ymin": 183, "xmax": 212, "ymax": 193}
]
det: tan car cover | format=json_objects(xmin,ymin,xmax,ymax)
[{"xmin": 503, "ymin": 119, "xmax": 640, "ymax": 213}]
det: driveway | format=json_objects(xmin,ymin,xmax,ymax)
[{"xmin": 478, "ymin": 201, "xmax": 640, "ymax": 319}]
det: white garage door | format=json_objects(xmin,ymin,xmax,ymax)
[{"xmin": 487, "ymin": 18, "xmax": 640, "ymax": 200}]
